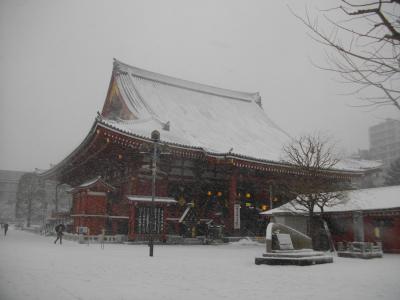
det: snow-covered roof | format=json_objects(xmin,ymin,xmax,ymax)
[
  {"xmin": 102, "ymin": 59, "xmax": 290, "ymax": 162},
  {"xmin": 40, "ymin": 60, "xmax": 382, "ymax": 178},
  {"xmin": 262, "ymin": 185, "xmax": 400, "ymax": 215},
  {"xmin": 79, "ymin": 176, "xmax": 102, "ymax": 188},
  {"xmin": 71, "ymin": 176, "xmax": 115, "ymax": 192},
  {"xmin": 127, "ymin": 195, "xmax": 177, "ymax": 204},
  {"xmin": 0, "ymin": 170, "xmax": 25, "ymax": 182},
  {"xmin": 335, "ymin": 158, "xmax": 382, "ymax": 172}
]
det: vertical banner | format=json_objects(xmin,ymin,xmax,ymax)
[{"xmin": 234, "ymin": 204, "xmax": 240, "ymax": 229}]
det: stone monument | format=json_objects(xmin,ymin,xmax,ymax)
[{"xmin": 255, "ymin": 222, "xmax": 333, "ymax": 266}]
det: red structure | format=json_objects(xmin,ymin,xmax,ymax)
[
  {"xmin": 327, "ymin": 199, "xmax": 400, "ymax": 253},
  {"xmin": 42, "ymin": 59, "xmax": 365, "ymax": 241},
  {"xmin": 70, "ymin": 177, "xmax": 123, "ymax": 235},
  {"xmin": 265, "ymin": 185, "xmax": 400, "ymax": 253}
]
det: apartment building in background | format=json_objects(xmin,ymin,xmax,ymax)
[{"xmin": 369, "ymin": 119, "xmax": 400, "ymax": 168}]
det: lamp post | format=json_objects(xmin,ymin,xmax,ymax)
[{"xmin": 149, "ymin": 130, "xmax": 160, "ymax": 257}]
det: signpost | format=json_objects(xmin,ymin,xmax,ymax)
[{"xmin": 149, "ymin": 130, "xmax": 160, "ymax": 257}]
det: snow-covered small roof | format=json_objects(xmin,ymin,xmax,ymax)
[
  {"xmin": 79, "ymin": 176, "xmax": 102, "ymax": 188},
  {"xmin": 262, "ymin": 185, "xmax": 400, "ymax": 215},
  {"xmin": 101, "ymin": 59, "xmax": 290, "ymax": 162},
  {"xmin": 71, "ymin": 176, "xmax": 115, "ymax": 192},
  {"xmin": 127, "ymin": 195, "xmax": 177, "ymax": 204},
  {"xmin": 335, "ymin": 158, "xmax": 382, "ymax": 172}
]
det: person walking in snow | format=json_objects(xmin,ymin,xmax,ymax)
[
  {"xmin": 54, "ymin": 224, "xmax": 65, "ymax": 244},
  {"xmin": 4, "ymin": 223, "xmax": 8, "ymax": 236}
]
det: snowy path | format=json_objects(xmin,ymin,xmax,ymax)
[{"xmin": 0, "ymin": 229, "xmax": 399, "ymax": 300}]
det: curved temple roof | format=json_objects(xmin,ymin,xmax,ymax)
[
  {"xmin": 101, "ymin": 59, "xmax": 290, "ymax": 162},
  {"xmin": 42, "ymin": 59, "xmax": 380, "ymax": 179}
]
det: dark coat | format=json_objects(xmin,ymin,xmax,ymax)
[{"xmin": 55, "ymin": 224, "xmax": 65, "ymax": 235}]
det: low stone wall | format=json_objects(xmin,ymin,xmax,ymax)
[
  {"xmin": 337, "ymin": 241, "xmax": 383, "ymax": 259},
  {"xmin": 22, "ymin": 226, "xmax": 42, "ymax": 234},
  {"xmin": 63, "ymin": 233, "xmax": 127, "ymax": 244}
]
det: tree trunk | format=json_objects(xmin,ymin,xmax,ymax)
[
  {"xmin": 27, "ymin": 193, "xmax": 32, "ymax": 227},
  {"xmin": 27, "ymin": 182, "xmax": 33, "ymax": 227},
  {"xmin": 308, "ymin": 210, "xmax": 316, "ymax": 250}
]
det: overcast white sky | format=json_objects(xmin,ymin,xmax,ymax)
[{"xmin": 0, "ymin": 0, "xmax": 397, "ymax": 172}]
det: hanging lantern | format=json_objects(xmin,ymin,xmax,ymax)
[
  {"xmin": 245, "ymin": 193, "xmax": 251, "ymax": 199},
  {"xmin": 261, "ymin": 204, "xmax": 268, "ymax": 211},
  {"xmin": 178, "ymin": 195, "xmax": 186, "ymax": 206},
  {"xmin": 207, "ymin": 191, "xmax": 212, "ymax": 196},
  {"xmin": 217, "ymin": 191, "xmax": 223, "ymax": 197},
  {"xmin": 245, "ymin": 202, "xmax": 251, "ymax": 207}
]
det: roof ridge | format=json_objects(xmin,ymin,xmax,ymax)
[{"xmin": 113, "ymin": 59, "xmax": 261, "ymax": 103}]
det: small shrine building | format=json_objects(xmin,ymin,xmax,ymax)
[{"xmin": 263, "ymin": 185, "xmax": 400, "ymax": 253}]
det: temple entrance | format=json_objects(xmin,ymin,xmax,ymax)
[
  {"xmin": 114, "ymin": 219, "xmax": 129, "ymax": 235},
  {"xmin": 236, "ymin": 180, "xmax": 267, "ymax": 237},
  {"xmin": 135, "ymin": 206, "xmax": 164, "ymax": 235}
]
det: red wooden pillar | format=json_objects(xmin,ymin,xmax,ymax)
[
  {"xmin": 226, "ymin": 169, "xmax": 238, "ymax": 234},
  {"xmin": 128, "ymin": 205, "xmax": 136, "ymax": 240},
  {"xmin": 84, "ymin": 194, "xmax": 88, "ymax": 215}
]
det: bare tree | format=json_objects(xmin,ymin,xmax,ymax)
[
  {"xmin": 293, "ymin": 0, "xmax": 400, "ymax": 111},
  {"xmin": 16, "ymin": 173, "xmax": 46, "ymax": 227},
  {"xmin": 282, "ymin": 134, "xmax": 348, "ymax": 245}
]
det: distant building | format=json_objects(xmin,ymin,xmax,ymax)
[
  {"xmin": 369, "ymin": 119, "xmax": 400, "ymax": 168},
  {"xmin": 354, "ymin": 149, "xmax": 370, "ymax": 160},
  {"xmin": 0, "ymin": 170, "xmax": 26, "ymax": 222},
  {"xmin": 344, "ymin": 156, "xmax": 384, "ymax": 188}
]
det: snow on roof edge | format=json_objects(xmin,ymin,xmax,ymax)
[
  {"xmin": 113, "ymin": 59, "xmax": 260, "ymax": 103},
  {"xmin": 98, "ymin": 117, "xmax": 366, "ymax": 175},
  {"xmin": 127, "ymin": 195, "xmax": 177, "ymax": 203},
  {"xmin": 262, "ymin": 185, "xmax": 400, "ymax": 215}
]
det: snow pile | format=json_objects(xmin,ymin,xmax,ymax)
[{"xmin": 230, "ymin": 237, "xmax": 261, "ymax": 246}]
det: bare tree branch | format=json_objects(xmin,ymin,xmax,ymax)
[{"xmin": 290, "ymin": 1, "xmax": 400, "ymax": 111}]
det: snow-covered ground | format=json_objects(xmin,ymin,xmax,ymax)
[{"xmin": 1, "ymin": 229, "xmax": 399, "ymax": 300}]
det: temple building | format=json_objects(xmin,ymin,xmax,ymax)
[{"xmin": 41, "ymin": 59, "xmax": 368, "ymax": 241}]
